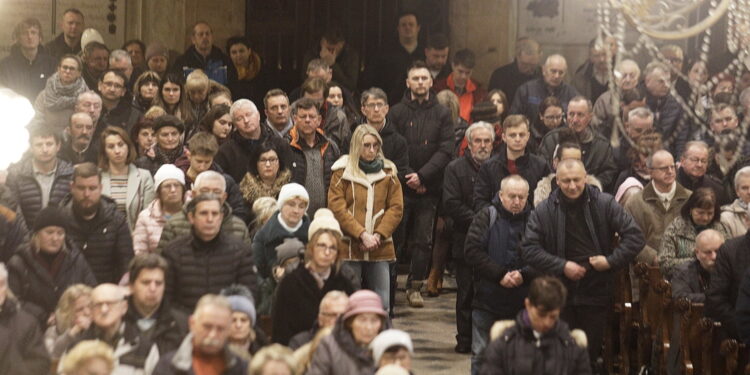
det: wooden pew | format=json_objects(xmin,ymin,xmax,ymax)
[
  {"xmin": 604, "ymin": 268, "xmax": 636, "ymax": 375},
  {"xmin": 699, "ymin": 318, "xmax": 750, "ymax": 375},
  {"xmin": 674, "ymin": 298, "xmax": 703, "ymax": 375},
  {"xmin": 634, "ymin": 262, "xmax": 673, "ymax": 374}
]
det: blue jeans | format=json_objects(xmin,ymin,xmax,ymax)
[
  {"xmin": 345, "ymin": 261, "xmax": 391, "ymax": 309},
  {"xmin": 471, "ymin": 309, "xmax": 511, "ymax": 375}
]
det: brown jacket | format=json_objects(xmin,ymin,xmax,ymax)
[
  {"xmin": 328, "ymin": 155, "xmax": 404, "ymax": 261},
  {"xmin": 624, "ymin": 181, "xmax": 692, "ymax": 264}
]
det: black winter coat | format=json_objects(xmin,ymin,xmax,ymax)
[
  {"xmin": 121, "ymin": 297, "xmax": 189, "ymax": 365},
  {"xmin": 465, "ymin": 201, "xmax": 534, "ymax": 315},
  {"xmin": 6, "ymin": 157, "xmax": 73, "ymax": 229},
  {"xmin": 94, "ymin": 98, "xmax": 143, "ymax": 141},
  {"xmin": 473, "ymin": 145, "xmax": 549, "ymax": 211},
  {"xmin": 443, "ymin": 155, "xmax": 481, "ymax": 259},
  {"xmin": 0, "ymin": 207, "xmax": 27, "ymax": 263},
  {"xmin": 706, "ymin": 230, "xmax": 750, "ymax": 339},
  {"xmin": 480, "ymin": 310, "xmax": 592, "ymax": 375},
  {"xmin": 671, "ymin": 258, "xmax": 709, "ymax": 303},
  {"xmin": 0, "ymin": 299, "xmax": 50, "ymax": 375},
  {"xmin": 61, "ymin": 195, "xmax": 134, "ymax": 284},
  {"xmin": 388, "ymin": 91, "xmax": 454, "ymax": 195},
  {"xmin": 509, "ymin": 78, "xmax": 579, "ymax": 143},
  {"xmin": 538, "ymin": 127, "xmax": 618, "ymax": 190},
  {"xmin": 272, "ymin": 265, "xmax": 355, "ymax": 345},
  {"xmin": 0, "ymin": 45, "xmax": 56, "ymax": 102},
  {"xmin": 214, "ymin": 126, "xmax": 289, "ymax": 184},
  {"xmin": 173, "ymin": 45, "xmax": 232, "ymax": 85},
  {"xmin": 378, "ymin": 121, "xmax": 411, "ymax": 185},
  {"xmin": 735, "ymin": 267, "xmax": 750, "ymax": 344},
  {"xmin": 7, "ymin": 242, "xmax": 96, "ymax": 324},
  {"xmin": 522, "ymin": 186, "xmax": 645, "ymax": 306},
  {"xmin": 163, "ymin": 232, "xmax": 257, "ymax": 312}
]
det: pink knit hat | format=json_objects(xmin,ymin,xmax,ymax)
[{"xmin": 343, "ymin": 290, "xmax": 387, "ymax": 320}]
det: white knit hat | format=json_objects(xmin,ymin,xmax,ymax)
[
  {"xmin": 277, "ymin": 183, "xmax": 309, "ymax": 212},
  {"xmin": 370, "ymin": 329, "xmax": 414, "ymax": 365},
  {"xmin": 375, "ymin": 365, "xmax": 409, "ymax": 375},
  {"xmin": 308, "ymin": 208, "xmax": 342, "ymax": 240},
  {"xmin": 154, "ymin": 164, "xmax": 185, "ymax": 190},
  {"xmin": 81, "ymin": 28, "xmax": 105, "ymax": 50}
]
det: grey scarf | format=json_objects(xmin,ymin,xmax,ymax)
[{"xmin": 38, "ymin": 72, "xmax": 88, "ymax": 111}]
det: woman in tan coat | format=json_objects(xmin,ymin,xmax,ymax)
[{"xmin": 328, "ymin": 124, "xmax": 403, "ymax": 309}]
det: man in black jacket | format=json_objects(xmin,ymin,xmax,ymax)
[
  {"xmin": 162, "ymin": 193, "xmax": 257, "ymax": 312},
  {"xmin": 480, "ymin": 276, "xmax": 591, "ymax": 375},
  {"xmin": 677, "ymin": 141, "xmax": 731, "ymax": 206},
  {"xmin": 0, "ymin": 18, "xmax": 56, "ymax": 102},
  {"xmin": 522, "ymin": 159, "xmax": 644, "ymax": 370},
  {"xmin": 62, "ymin": 162, "xmax": 133, "ymax": 284},
  {"xmin": 124, "ymin": 254, "xmax": 188, "ymax": 360},
  {"xmin": 488, "ymin": 37, "xmax": 542, "ymax": 107},
  {"xmin": 464, "ymin": 174, "xmax": 534, "ymax": 374},
  {"xmin": 473, "ymin": 114, "xmax": 548, "ymax": 211},
  {"xmin": 59, "ymin": 112, "xmax": 97, "ymax": 165},
  {"xmin": 173, "ymin": 22, "xmax": 232, "ymax": 85},
  {"xmin": 0, "ymin": 263, "xmax": 50, "ymax": 375},
  {"xmin": 389, "ymin": 61, "xmax": 454, "ymax": 307},
  {"xmin": 672, "ymin": 229, "xmax": 723, "ymax": 302},
  {"xmin": 538, "ymin": 96, "xmax": 618, "ymax": 190},
  {"xmin": 360, "ymin": 87, "xmax": 411, "ymax": 185},
  {"xmin": 96, "ymin": 69, "xmax": 142, "ymax": 136},
  {"xmin": 443, "ymin": 121, "xmax": 495, "ymax": 353},
  {"xmin": 706, "ymin": 228, "xmax": 750, "ymax": 340}
]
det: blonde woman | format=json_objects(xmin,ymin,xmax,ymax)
[
  {"xmin": 249, "ymin": 343, "xmax": 298, "ymax": 375},
  {"xmin": 60, "ymin": 340, "xmax": 115, "ymax": 375},
  {"xmin": 44, "ymin": 284, "xmax": 93, "ymax": 359},
  {"xmin": 328, "ymin": 124, "xmax": 404, "ymax": 309}
]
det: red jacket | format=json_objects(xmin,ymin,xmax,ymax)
[{"xmin": 433, "ymin": 73, "xmax": 487, "ymax": 122}]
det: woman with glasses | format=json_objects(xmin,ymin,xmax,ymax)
[
  {"xmin": 240, "ymin": 137, "xmax": 291, "ymax": 216},
  {"xmin": 34, "ymin": 54, "xmax": 89, "ymax": 133},
  {"xmin": 658, "ymin": 187, "xmax": 729, "ymax": 278},
  {"xmin": 534, "ymin": 96, "xmax": 564, "ymax": 147},
  {"xmin": 98, "ymin": 126, "xmax": 155, "ymax": 230},
  {"xmin": 271, "ymin": 208, "xmax": 355, "ymax": 346},
  {"xmin": 328, "ymin": 125, "xmax": 403, "ymax": 310},
  {"xmin": 7, "ymin": 206, "xmax": 96, "ymax": 325}
]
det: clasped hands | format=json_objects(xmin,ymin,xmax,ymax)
[{"xmin": 563, "ymin": 256, "xmax": 611, "ymax": 281}]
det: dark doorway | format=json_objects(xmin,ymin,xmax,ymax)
[{"xmin": 245, "ymin": 0, "xmax": 449, "ymax": 93}]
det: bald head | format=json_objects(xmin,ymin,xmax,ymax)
[
  {"xmin": 543, "ymin": 55, "xmax": 567, "ymax": 88},
  {"xmin": 556, "ymin": 159, "xmax": 587, "ymax": 200},
  {"xmin": 695, "ymin": 229, "xmax": 724, "ymax": 271}
]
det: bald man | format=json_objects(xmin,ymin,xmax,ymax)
[
  {"xmin": 523, "ymin": 159, "xmax": 644, "ymax": 370},
  {"xmin": 510, "ymin": 54, "xmax": 579, "ymax": 143},
  {"xmin": 672, "ymin": 229, "xmax": 724, "ymax": 301}
]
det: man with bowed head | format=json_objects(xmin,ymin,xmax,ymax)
[{"xmin": 522, "ymin": 159, "xmax": 644, "ymax": 371}]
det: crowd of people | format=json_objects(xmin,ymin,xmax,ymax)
[{"xmin": 3, "ymin": 5, "xmax": 750, "ymax": 375}]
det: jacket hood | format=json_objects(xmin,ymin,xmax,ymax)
[{"xmin": 399, "ymin": 89, "xmax": 439, "ymax": 109}]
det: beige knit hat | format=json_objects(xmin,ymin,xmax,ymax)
[{"xmin": 307, "ymin": 208, "xmax": 342, "ymax": 240}]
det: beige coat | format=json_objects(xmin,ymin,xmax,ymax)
[
  {"xmin": 624, "ymin": 182, "xmax": 692, "ymax": 264},
  {"xmin": 721, "ymin": 199, "xmax": 750, "ymax": 238},
  {"xmin": 327, "ymin": 155, "xmax": 403, "ymax": 262}
]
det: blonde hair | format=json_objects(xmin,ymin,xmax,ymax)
[
  {"xmin": 347, "ymin": 124, "xmax": 385, "ymax": 177},
  {"xmin": 252, "ymin": 197, "xmax": 277, "ymax": 228},
  {"xmin": 60, "ymin": 340, "xmax": 114, "ymax": 374},
  {"xmin": 144, "ymin": 105, "xmax": 167, "ymax": 120},
  {"xmin": 296, "ymin": 327, "xmax": 333, "ymax": 374},
  {"xmin": 436, "ymin": 89, "xmax": 460, "ymax": 123},
  {"xmin": 304, "ymin": 229, "xmax": 343, "ymax": 271},
  {"xmin": 55, "ymin": 284, "xmax": 93, "ymax": 332},
  {"xmin": 185, "ymin": 69, "xmax": 210, "ymax": 95},
  {"xmin": 249, "ymin": 344, "xmax": 298, "ymax": 375}
]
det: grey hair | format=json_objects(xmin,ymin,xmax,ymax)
[
  {"xmin": 76, "ymin": 90, "xmax": 101, "ymax": 105},
  {"xmin": 627, "ymin": 107, "xmax": 654, "ymax": 122},
  {"xmin": 544, "ymin": 54, "xmax": 567, "ymax": 68},
  {"xmin": 465, "ymin": 121, "xmax": 495, "ymax": 143},
  {"xmin": 109, "ymin": 49, "xmax": 131, "ymax": 65},
  {"xmin": 194, "ymin": 294, "xmax": 232, "ymax": 318},
  {"xmin": 229, "ymin": 99, "xmax": 258, "ymax": 118},
  {"xmin": 682, "ymin": 140, "xmax": 709, "ymax": 158},
  {"xmin": 186, "ymin": 193, "xmax": 223, "ymax": 215},
  {"xmin": 615, "ymin": 59, "xmax": 641, "ymax": 78},
  {"xmin": 644, "ymin": 60, "xmax": 670, "ymax": 78},
  {"xmin": 307, "ymin": 58, "xmax": 330, "ymax": 73},
  {"xmin": 319, "ymin": 290, "xmax": 349, "ymax": 310},
  {"xmin": 499, "ymin": 174, "xmax": 530, "ymax": 192},
  {"xmin": 194, "ymin": 170, "xmax": 226, "ymax": 192},
  {"xmin": 734, "ymin": 166, "xmax": 750, "ymax": 190},
  {"xmin": 569, "ymin": 95, "xmax": 593, "ymax": 112},
  {"xmin": 360, "ymin": 87, "xmax": 388, "ymax": 107}
]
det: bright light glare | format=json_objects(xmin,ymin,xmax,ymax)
[{"xmin": 0, "ymin": 88, "xmax": 32, "ymax": 171}]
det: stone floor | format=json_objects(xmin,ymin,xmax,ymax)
[{"xmin": 393, "ymin": 275, "xmax": 472, "ymax": 375}]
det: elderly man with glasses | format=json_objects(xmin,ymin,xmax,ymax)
[{"xmin": 677, "ymin": 141, "xmax": 731, "ymax": 206}]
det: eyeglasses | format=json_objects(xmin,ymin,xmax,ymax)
[
  {"xmin": 686, "ymin": 156, "xmax": 708, "ymax": 165},
  {"xmin": 60, "ymin": 65, "xmax": 78, "ymax": 72},
  {"xmin": 259, "ymin": 157, "xmax": 279, "ymax": 165},
  {"xmin": 364, "ymin": 102, "xmax": 386, "ymax": 110},
  {"xmin": 544, "ymin": 114, "xmax": 563, "ymax": 121},
  {"xmin": 650, "ymin": 164, "xmax": 676, "ymax": 172},
  {"xmin": 314, "ymin": 243, "xmax": 338, "ymax": 253}
]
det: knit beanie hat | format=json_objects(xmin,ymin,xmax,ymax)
[
  {"xmin": 343, "ymin": 290, "xmax": 387, "ymax": 321},
  {"xmin": 220, "ymin": 285, "xmax": 257, "ymax": 325},
  {"xmin": 154, "ymin": 164, "xmax": 185, "ymax": 190},
  {"xmin": 370, "ymin": 329, "xmax": 414, "ymax": 365},
  {"xmin": 471, "ymin": 101, "xmax": 501, "ymax": 123},
  {"xmin": 277, "ymin": 183, "xmax": 309, "ymax": 211},
  {"xmin": 32, "ymin": 206, "xmax": 67, "ymax": 233},
  {"xmin": 145, "ymin": 42, "xmax": 168, "ymax": 63},
  {"xmin": 81, "ymin": 28, "xmax": 104, "ymax": 50},
  {"xmin": 274, "ymin": 237, "xmax": 305, "ymax": 266},
  {"xmin": 307, "ymin": 208, "xmax": 342, "ymax": 240},
  {"xmin": 375, "ymin": 364, "xmax": 410, "ymax": 375}
]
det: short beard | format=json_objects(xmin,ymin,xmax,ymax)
[{"xmin": 73, "ymin": 200, "xmax": 100, "ymax": 218}]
